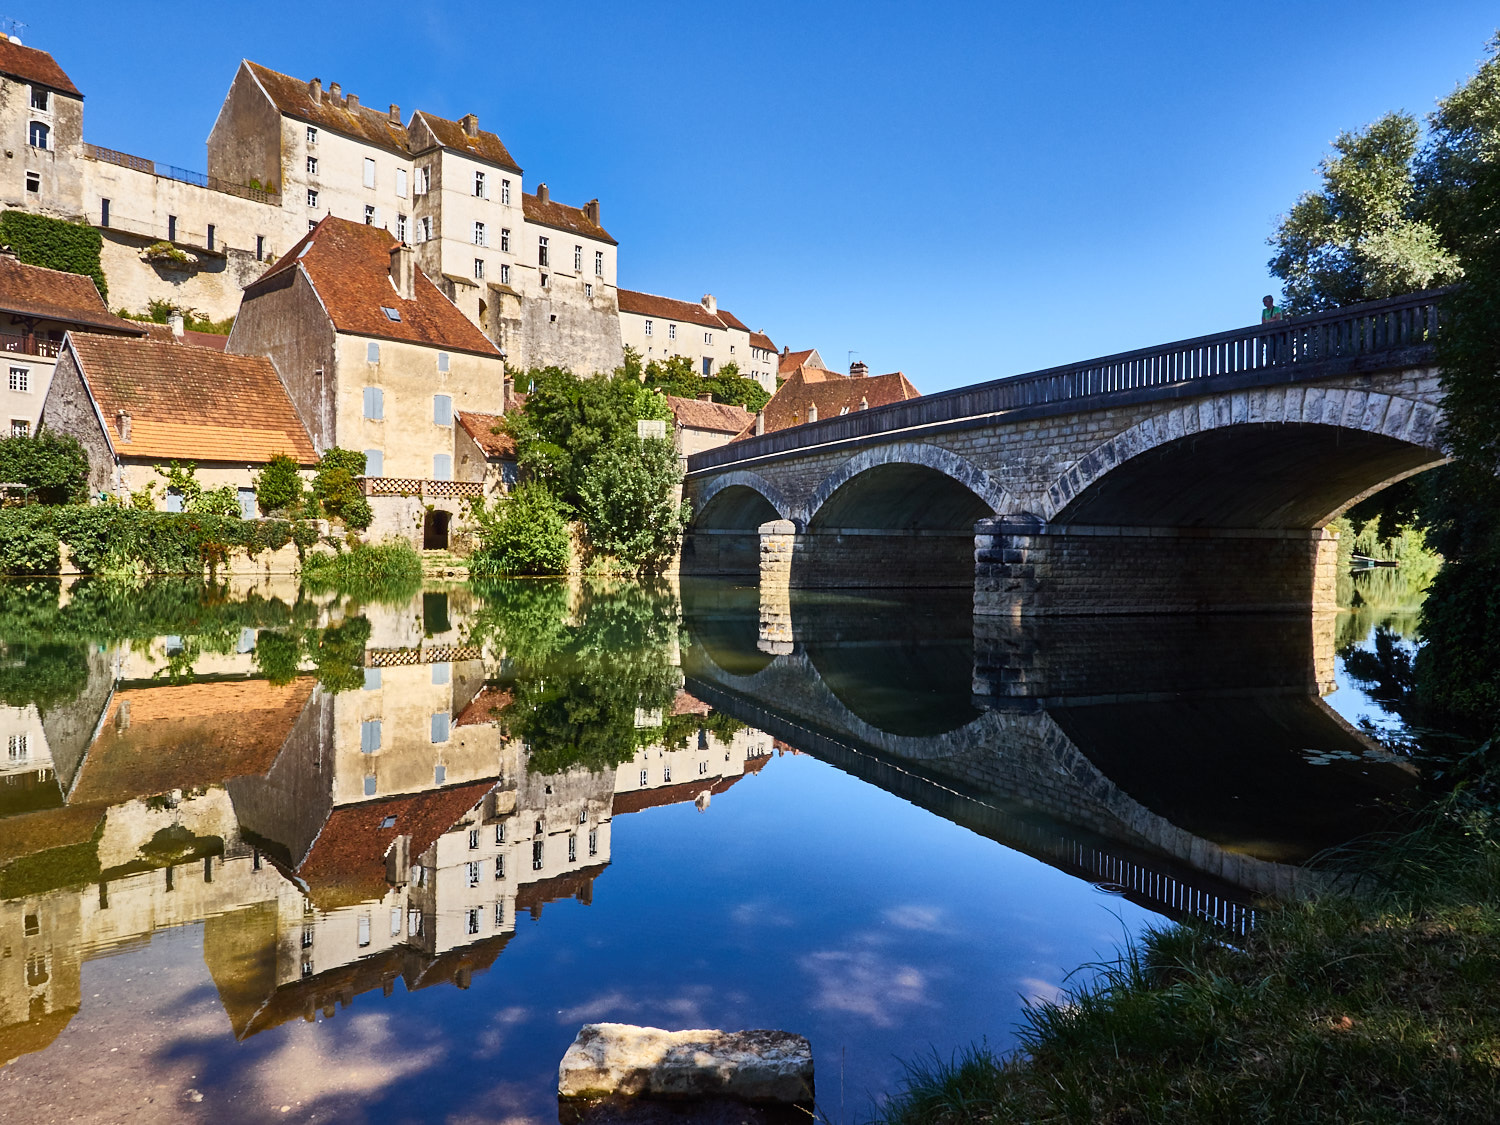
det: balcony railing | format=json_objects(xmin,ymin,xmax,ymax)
[
  {"xmin": 0, "ymin": 332, "xmax": 60, "ymax": 358},
  {"xmin": 359, "ymin": 476, "xmax": 484, "ymax": 500},
  {"xmin": 689, "ymin": 287, "xmax": 1451, "ymax": 471},
  {"xmin": 84, "ymin": 143, "xmax": 281, "ymax": 204}
]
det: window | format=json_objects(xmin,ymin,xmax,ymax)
[
  {"xmin": 433, "ymin": 453, "xmax": 452, "ymax": 480},
  {"xmin": 23, "ymin": 171, "xmax": 37, "ymax": 193},
  {"xmin": 573, "ymin": 245, "xmax": 582, "ymax": 271},
  {"xmin": 418, "ymin": 216, "xmax": 432, "ymax": 242},
  {"xmin": 432, "ymin": 711, "xmax": 450, "ymax": 743},
  {"xmin": 699, "ymin": 759, "xmax": 709, "ymax": 775},
  {"xmin": 396, "ymin": 168, "xmax": 408, "ymax": 198},
  {"xmin": 537, "ymin": 236, "xmax": 548, "ymax": 266},
  {"xmin": 494, "ymin": 855, "xmax": 505, "ymax": 879},
  {"xmin": 702, "ymin": 357, "xmax": 713, "ymax": 376},
  {"xmin": 568, "ymin": 835, "xmax": 577, "ymax": 862},
  {"xmin": 30, "ymin": 86, "xmax": 47, "ymax": 111},
  {"xmin": 306, "ymin": 126, "xmax": 318, "ymax": 145},
  {"xmin": 381, "ymin": 305, "xmax": 401, "ymax": 322},
  {"xmin": 306, "ymin": 155, "xmax": 318, "ymax": 175},
  {"xmin": 585, "ymin": 283, "xmax": 593, "ymax": 298},
  {"xmin": 495, "ymin": 901, "xmax": 505, "ymax": 928},
  {"xmin": 28, "ymin": 121, "xmax": 48, "ymax": 149},
  {"xmin": 434, "ymin": 764, "xmax": 446, "ymax": 784},
  {"xmin": 164, "ymin": 486, "xmax": 184, "ymax": 512},
  {"xmin": 392, "ymin": 908, "xmax": 402, "ymax": 936},
  {"xmin": 704, "ymin": 331, "xmax": 713, "ymax": 344},
  {"xmin": 379, "ymin": 814, "xmax": 396, "ymax": 829},
  {"xmin": 366, "ymin": 341, "xmax": 381, "ymax": 364},
  {"xmin": 100, "ymin": 198, "xmax": 110, "ymax": 226},
  {"xmin": 365, "ymin": 205, "xmax": 376, "ymax": 225},
  {"xmin": 301, "ymin": 927, "xmax": 314, "ymax": 949},
  {"xmin": 473, "ymin": 221, "xmax": 486, "ymax": 247},
  {"xmin": 588, "ymin": 829, "xmax": 597, "ymax": 856},
  {"xmin": 469, "ymin": 828, "xmax": 480, "ymax": 850},
  {"xmin": 540, "ymin": 273, "xmax": 548, "ymax": 288},
  {"xmin": 473, "ymin": 257, "xmax": 484, "ymax": 280},
  {"xmin": 363, "ymin": 448, "xmax": 383, "ymax": 476},
  {"xmin": 532, "ymin": 840, "xmax": 543, "ymax": 870},
  {"xmin": 595, "ymin": 250, "xmax": 604, "ymax": 276},
  {"xmin": 467, "ymin": 907, "xmax": 480, "ymax": 934},
  {"xmin": 644, "ymin": 319, "xmax": 653, "ymax": 337},
  {"xmin": 639, "ymin": 769, "xmax": 648, "ymax": 787},
  {"xmin": 309, "ymin": 219, "xmax": 317, "ymax": 231},
  {"xmin": 238, "ymin": 488, "xmax": 256, "ymax": 519},
  {"xmin": 416, "ymin": 165, "xmax": 430, "ymax": 194},
  {"xmin": 7, "ymin": 733, "xmax": 27, "ymax": 761},
  {"xmin": 663, "ymin": 766, "xmax": 672, "ymax": 783},
  {"xmin": 579, "ymin": 808, "xmax": 588, "ymax": 824},
  {"xmin": 307, "ymin": 188, "xmax": 319, "ymax": 208},
  {"xmin": 467, "ymin": 861, "xmax": 480, "ymax": 887},
  {"xmin": 433, "ymin": 394, "xmax": 452, "ymax": 426},
  {"xmin": 500, "ymin": 178, "xmax": 511, "ymax": 204},
  {"xmin": 668, "ymin": 323, "xmax": 676, "ymax": 340},
  {"xmin": 364, "ymin": 666, "xmax": 381, "ymax": 690},
  {"xmin": 301, "ymin": 958, "xmax": 314, "ymax": 978},
  {"xmin": 255, "ymin": 234, "xmax": 265, "ymax": 260},
  {"xmin": 204, "ymin": 223, "xmax": 215, "ymax": 251},
  {"xmin": 437, "ymin": 352, "xmax": 450, "ymax": 372},
  {"xmin": 499, "ymin": 263, "xmax": 510, "ymax": 284},
  {"xmin": 432, "ymin": 662, "xmax": 450, "ymax": 685},
  {"xmin": 474, "ymin": 170, "xmax": 486, "ymax": 197},
  {"xmin": 364, "ymin": 775, "xmax": 377, "ymax": 796},
  {"xmin": 167, "ymin": 215, "xmax": 177, "ymax": 242},
  {"xmin": 8, "ymin": 368, "xmax": 27, "ymax": 393},
  {"xmin": 363, "ymin": 386, "xmax": 383, "ymax": 418},
  {"xmin": 500, "ymin": 228, "xmax": 510, "ymax": 252},
  {"xmin": 357, "ymin": 914, "xmax": 371, "ymax": 947},
  {"xmin": 396, "ymin": 213, "xmax": 407, "ymax": 242},
  {"xmin": 363, "ymin": 157, "xmax": 376, "ymax": 189},
  {"xmin": 360, "ymin": 719, "xmax": 382, "ymax": 754},
  {"xmin": 495, "ymin": 822, "xmax": 506, "ymax": 844}
]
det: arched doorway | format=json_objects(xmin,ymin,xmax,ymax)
[{"xmin": 423, "ymin": 509, "xmax": 451, "ymax": 551}]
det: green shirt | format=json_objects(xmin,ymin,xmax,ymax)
[{"xmin": 1262, "ymin": 305, "xmax": 1282, "ymax": 323}]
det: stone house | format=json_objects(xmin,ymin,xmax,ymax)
[
  {"xmin": 618, "ymin": 289, "xmax": 776, "ymax": 391},
  {"xmin": 455, "ymin": 410, "xmax": 519, "ymax": 497},
  {"xmin": 777, "ymin": 347, "xmax": 826, "ymax": 380},
  {"xmin": 664, "ymin": 394, "xmax": 753, "ymax": 458},
  {"xmin": 227, "ymin": 215, "xmax": 504, "ymax": 549},
  {"xmin": 0, "ymin": 252, "xmax": 142, "ymax": 435},
  {"xmin": 0, "ymin": 37, "xmax": 84, "ymax": 221},
  {"xmin": 735, "ymin": 360, "xmax": 920, "ymax": 439},
  {"xmin": 40, "ymin": 330, "xmax": 317, "ymax": 507}
]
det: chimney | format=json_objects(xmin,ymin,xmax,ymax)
[
  {"xmin": 859, "ymin": 396, "xmax": 869, "ymax": 410},
  {"xmin": 308, "ymin": 77, "xmax": 322, "ymax": 103},
  {"xmin": 329, "ymin": 82, "xmax": 341, "ymax": 103},
  {"xmin": 346, "ymin": 92, "xmax": 359, "ymax": 111},
  {"xmin": 167, "ymin": 311, "xmax": 185, "ymax": 338},
  {"xmin": 781, "ymin": 345, "xmax": 789, "ymax": 356},
  {"xmin": 701, "ymin": 294, "xmax": 716, "ymax": 314},
  {"xmin": 460, "ymin": 112, "xmax": 479, "ymax": 137},
  {"xmin": 389, "ymin": 103, "xmax": 401, "ymax": 124},
  {"xmin": 754, "ymin": 411, "xmax": 765, "ymax": 436},
  {"xmin": 584, "ymin": 199, "xmax": 600, "ymax": 225},
  {"xmin": 697, "ymin": 392, "xmax": 712, "ymax": 402},
  {"xmin": 115, "ymin": 410, "xmax": 132, "ymax": 443},
  {"xmin": 389, "ymin": 242, "xmax": 415, "ymax": 299},
  {"xmin": 536, "ymin": 183, "xmax": 549, "ymax": 204},
  {"xmin": 808, "ymin": 403, "xmax": 818, "ymax": 423},
  {"xmin": 849, "ymin": 360, "xmax": 869, "ymax": 378},
  {"xmin": 502, "ymin": 374, "xmax": 514, "ymax": 412}
]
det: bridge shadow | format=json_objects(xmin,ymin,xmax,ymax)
[{"xmin": 680, "ymin": 579, "xmax": 1416, "ymax": 923}]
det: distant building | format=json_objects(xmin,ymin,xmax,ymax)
[
  {"xmin": 618, "ymin": 290, "xmax": 777, "ymax": 391},
  {"xmin": 736, "ymin": 359, "xmax": 920, "ymax": 439},
  {"xmin": 664, "ymin": 394, "xmax": 753, "ymax": 458},
  {"xmin": 777, "ymin": 347, "xmax": 826, "ymax": 381},
  {"xmin": 0, "ymin": 252, "xmax": 142, "ymax": 434}
]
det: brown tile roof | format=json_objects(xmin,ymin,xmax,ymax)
[
  {"xmin": 523, "ymin": 192, "xmax": 616, "ymax": 245},
  {"xmin": 68, "ymin": 678, "xmax": 318, "ymax": 806},
  {"xmin": 733, "ymin": 366, "xmax": 921, "ymax": 441},
  {"xmin": 716, "ymin": 307, "xmax": 749, "ymax": 332},
  {"xmin": 0, "ymin": 40, "xmax": 79, "ymax": 96},
  {"xmin": 671, "ymin": 690, "xmax": 711, "ymax": 717},
  {"xmin": 254, "ymin": 216, "xmax": 500, "ymax": 358},
  {"xmin": 0, "ymin": 256, "xmax": 141, "ymax": 334},
  {"xmin": 140, "ymin": 323, "xmax": 231, "ymax": 351},
  {"xmin": 244, "ymin": 61, "xmax": 410, "ymax": 157},
  {"xmin": 666, "ymin": 394, "xmax": 753, "ymax": 435},
  {"xmin": 778, "ymin": 348, "xmax": 819, "ymax": 377},
  {"xmin": 456, "ymin": 412, "xmax": 517, "ymax": 459},
  {"xmin": 749, "ymin": 332, "xmax": 777, "ymax": 353},
  {"xmin": 515, "ymin": 862, "xmax": 607, "ymax": 917},
  {"xmin": 617, "ymin": 289, "xmax": 725, "ymax": 332},
  {"xmin": 297, "ymin": 778, "xmax": 497, "ymax": 910},
  {"xmin": 455, "ymin": 685, "xmax": 514, "ymax": 726},
  {"xmin": 611, "ymin": 773, "xmax": 746, "ymax": 816},
  {"xmin": 67, "ymin": 333, "xmax": 318, "ymax": 464},
  {"xmin": 411, "ymin": 111, "xmax": 522, "ymax": 173}
]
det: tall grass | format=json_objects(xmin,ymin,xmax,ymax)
[{"xmin": 302, "ymin": 539, "xmax": 423, "ymax": 604}]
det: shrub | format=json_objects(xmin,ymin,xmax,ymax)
[
  {"xmin": 576, "ymin": 437, "xmax": 688, "ymax": 574},
  {"xmin": 0, "ymin": 210, "xmax": 106, "ymax": 300},
  {"xmin": 0, "ymin": 432, "xmax": 90, "ymax": 504},
  {"xmin": 469, "ymin": 482, "xmax": 571, "ymax": 576},
  {"xmin": 313, "ymin": 448, "xmax": 372, "ymax": 530},
  {"xmin": 0, "ymin": 508, "xmax": 59, "ymax": 574},
  {"xmin": 254, "ymin": 453, "xmax": 304, "ymax": 515},
  {"xmin": 302, "ymin": 539, "xmax": 423, "ymax": 603}
]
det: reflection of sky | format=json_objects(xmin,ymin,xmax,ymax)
[
  {"xmin": 1323, "ymin": 611, "xmax": 1419, "ymax": 741},
  {"xmin": 2, "ymin": 753, "xmax": 1154, "ymax": 1124}
]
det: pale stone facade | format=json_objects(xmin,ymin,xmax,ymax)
[{"xmin": 618, "ymin": 290, "xmax": 776, "ymax": 391}]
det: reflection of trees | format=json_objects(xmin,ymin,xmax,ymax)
[
  {"xmin": 253, "ymin": 615, "xmax": 372, "ymax": 694},
  {"xmin": 468, "ymin": 579, "xmax": 684, "ymax": 774},
  {"xmin": 1341, "ymin": 625, "xmax": 1418, "ymax": 705}
]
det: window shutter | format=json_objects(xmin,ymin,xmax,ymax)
[
  {"xmin": 433, "ymin": 394, "xmax": 452, "ymax": 426},
  {"xmin": 364, "ymin": 448, "xmax": 383, "ymax": 476},
  {"xmin": 433, "ymin": 453, "xmax": 452, "ymax": 480},
  {"xmin": 363, "ymin": 386, "xmax": 383, "ymax": 418}
]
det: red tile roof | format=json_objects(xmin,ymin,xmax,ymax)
[
  {"xmin": 671, "ymin": 690, "xmax": 711, "ymax": 717},
  {"xmin": 611, "ymin": 773, "xmax": 746, "ymax": 816},
  {"xmin": 455, "ymin": 685, "xmax": 514, "ymax": 726},
  {"xmin": 523, "ymin": 192, "xmax": 616, "ymax": 245},
  {"xmin": 749, "ymin": 332, "xmax": 777, "ymax": 353},
  {"xmin": 0, "ymin": 256, "xmax": 141, "ymax": 334},
  {"xmin": 715, "ymin": 307, "xmax": 749, "ymax": 332},
  {"xmin": 0, "ymin": 40, "xmax": 79, "ymax": 96},
  {"xmin": 515, "ymin": 862, "xmax": 607, "ymax": 917},
  {"xmin": 67, "ymin": 333, "xmax": 318, "ymax": 464},
  {"xmin": 666, "ymin": 394, "xmax": 753, "ymax": 435},
  {"xmin": 254, "ymin": 216, "xmax": 501, "ymax": 358},
  {"xmin": 140, "ymin": 323, "xmax": 231, "ymax": 351},
  {"xmin": 411, "ymin": 111, "xmax": 521, "ymax": 173},
  {"xmin": 456, "ymin": 411, "xmax": 518, "ymax": 459},
  {"xmin": 244, "ymin": 62, "xmax": 410, "ymax": 157},
  {"xmin": 733, "ymin": 365, "xmax": 920, "ymax": 441},
  {"xmin": 618, "ymin": 289, "xmax": 736, "ymax": 332},
  {"xmin": 778, "ymin": 348, "xmax": 820, "ymax": 377}
]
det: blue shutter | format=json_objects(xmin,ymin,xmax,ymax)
[
  {"xmin": 433, "ymin": 454, "xmax": 452, "ymax": 481},
  {"xmin": 238, "ymin": 488, "xmax": 257, "ymax": 519},
  {"xmin": 431, "ymin": 711, "xmax": 450, "ymax": 743},
  {"xmin": 433, "ymin": 394, "xmax": 452, "ymax": 426},
  {"xmin": 363, "ymin": 387, "xmax": 383, "ymax": 419},
  {"xmin": 361, "ymin": 719, "xmax": 382, "ymax": 754},
  {"xmin": 367, "ymin": 341, "xmax": 380, "ymax": 363},
  {"xmin": 364, "ymin": 449, "xmax": 383, "ymax": 477},
  {"xmin": 363, "ymin": 667, "xmax": 381, "ymax": 691}
]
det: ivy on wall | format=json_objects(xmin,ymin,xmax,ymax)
[{"xmin": 0, "ymin": 210, "xmax": 108, "ymax": 301}]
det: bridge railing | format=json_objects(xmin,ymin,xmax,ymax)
[{"xmin": 690, "ymin": 287, "xmax": 1450, "ymax": 471}]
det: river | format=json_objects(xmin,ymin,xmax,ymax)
[{"xmin": 0, "ymin": 570, "xmax": 1429, "ymax": 1122}]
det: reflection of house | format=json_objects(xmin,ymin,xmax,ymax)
[
  {"xmin": 613, "ymin": 699, "xmax": 774, "ymax": 814},
  {"xmin": 736, "ymin": 360, "xmax": 920, "ymax": 438},
  {"xmin": 0, "ymin": 253, "xmax": 142, "ymax": 435},
  {"xmin": 665, "ymin": 395, "xmax": 754, "ymax": 459},
  {"xmin": 40, "ymin": 331, "xmax": 318, "ymax": 507}
]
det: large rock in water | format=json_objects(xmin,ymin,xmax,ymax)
[{"xmin": 557, "ymin": 1024, "xmax": 814, "ymax": 1104}]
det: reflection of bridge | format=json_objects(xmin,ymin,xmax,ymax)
[
  {"xmin": 683, "ymin": 291, "xmax": 1447, "ymax": 615},
  {"xmin": 682, "ymin": 582, "xmax": 1415, "ymax": 928}
]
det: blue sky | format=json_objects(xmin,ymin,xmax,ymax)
[{"xmin": 26, "ymin": 1, "xmax": 1500, "ymax": 391}]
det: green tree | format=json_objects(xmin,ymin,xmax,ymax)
[
  {"xmin": 0, "ymin": 432, "xmax": 89, "ymax": 504},
  {"xmin": 254, "ymin": 453, "xmax": 304, "ymax": 515},
  {"xmin": 576, "ymin": 437, "xmax": 688, "ymax": 574},
  {"xmin": 312, "ymin": 448, "xmax": 372, "ymax": 530},
  {"xmin": 630, "ymin": 349, "xmax": 771, "ymax": 413},
  {"xmin": 469, "ymin": 482, "xmax": 571, "ymax": 576},
  {"xmin": 1418, "ymin": 32, "xmax": 1500, "ymax": 250}
]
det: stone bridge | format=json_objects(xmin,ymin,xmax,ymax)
[
  {"xmin": 682, "ymin": 290, "xmax": 1448, "ymax": 615},
  {"xmin": 680, "ymin": 582, "xmax": 1416, "ymax": 927}
]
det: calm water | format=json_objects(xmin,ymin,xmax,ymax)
[{"xmin": 0, "ymin": 572, "xmax": 1427, "ymax": 1123}]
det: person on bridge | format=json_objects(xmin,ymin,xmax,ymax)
[{"xmin": 1261, "ymin": 295, "xmax": 1284, "ymax": 323}]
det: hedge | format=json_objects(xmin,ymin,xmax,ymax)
[{"xmin": 0, "ymin": 210, "xmax": 107, "ymax": 301}]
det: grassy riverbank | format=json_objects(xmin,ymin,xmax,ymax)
[{"xmin": 877, "ymin": 766, "xmax": 1500, "ymax": 1124}]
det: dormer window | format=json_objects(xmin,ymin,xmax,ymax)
[
  {"xmin": 381, "ymin": 306, "xmax": 401, "ymax": 322},
  {"xmin": 29, "ymin": 87, "xmax": 47, "ymax": 111}
]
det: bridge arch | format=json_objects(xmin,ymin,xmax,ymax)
[
  {"xmin": 804, "ymin": 442, "xmax": 1011, "ymax": 527},
  {"xmin": 692, "ymin": 470, "xmax": 793, "ymax": 526},
  {"xmin": 681, "ymin": 471, "xmax": 793, "ymax": 579},
  {"xmin": 1041, "ymin": 389, "xmax": 1445, "ymax": 527}
]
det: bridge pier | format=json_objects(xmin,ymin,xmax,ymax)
[
  {"xmin": 757, "ymin": 519, "xmax": 976, "ymax": 589},
  {"xmin": 974, "ymin": 518, "xmax": 1340, "ymax": 618}
]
